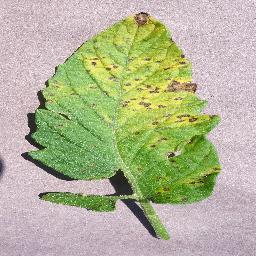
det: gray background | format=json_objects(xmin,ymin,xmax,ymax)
[{"xmin": 1, "ymin": 0, "xmax": 255, "ymax": 255}]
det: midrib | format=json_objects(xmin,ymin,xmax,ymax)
[{"xmin": 111, "ymin": 24, "xmax": 144, "ymax": 200}]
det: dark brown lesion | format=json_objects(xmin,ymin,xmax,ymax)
[
  {"xmin": 134, "ymin": 12, "xmax": 150, "ymax": 26},
  {"xmin": 139, "ymin": 101, "xmax": 151, "ymax": 107},
  {"xmin": 177, "ymin": 114, "xmax": 191, "ymax": 118},
  {"xmin": 122, "ymin": 100, "xmax": 130, "ymax": 107},
  {"xmin": 167, "ymin": 152, "xmax": 175, "ymax": 158},
  {"xmin": 166, "ymin": 80, "xmax": 197, "ymax": 93},
  {"xmin": 189, "ymin": 117, "xmax": 198, "ymax": 122},
  {"xmin": 149, "ymin": 87, "xmax": 160, "ymax": 93}
]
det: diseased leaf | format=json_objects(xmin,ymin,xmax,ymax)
[
  {"xmin": 41, "ymin": 193, "xmax": 117, "ymax": 212},
  {"xmin": 27, "ymin": 12, "xmax": 221, "ymax": 240}
]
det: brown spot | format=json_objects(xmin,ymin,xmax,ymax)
[
  {"xmin": 181, "ymin": 54, "xmax": 185, "ymax": 58},
  {"xmin": 167, "ymin": 152, "xmax": 175, "ymax": 158},
  {"xmin": 158, "ymin": 137, "xmax": 168, "ymax": 142},
  {"xmin": 134, "ymin": 78, "xmax": 140, "ymax": 81},
  {"xmin": 150, "ymin": 144, "xmax": 156, "ymax": 148},
  {"xmin": 125, "ymin": 83, "xmax": 131, "ymax": 86},
  {"xmin": 188, "ymin": 179, "xmax": 204, "ymax": 185},
  {"xmin": 174, "ymin": 97, "xmax": 183, "ymax": 100},
  {"xmin": 189, "ymin": 117, "xmax": 198, "ymax": 122},
  {"xmin": 112, "ymin": 65, "xmax": 118, "ymax": 68},
  {"xmin": 137, "ymin": 88, "xmax": 143, "ymax": 91},
  {"xmin": 152, "ymin": 121, "xmax": 159, "ymax": 125},
  {"xmin": 91, "ymin": 61, "xmax": 96, "ymax": 66},
  {"xmin": 130, "ymin": 98, "xmax": 137, "ymax": 100},
  {"xmin": 92, "ymin": 57, "xmax": 98, "ymax": 60},
  {"xmin": 175, "ymin": 119, "xmax": 184, "ymax": 122},
  {"xmin": 164, "ymin": 113, "xmax": 172, "ymax": 118},
  {"xmin": 156, "ymin": 60, "xmax": 161, "ymax": 63},
  {"xmin": 179, "ymin": 61, "xmax": 186, "ymax": 64},
  {"xmin": 106, "ymin": 67, "xmax": 111, "ymax": 71},
  {"xmin": 166, "ymin": 81, "xmax": 197, "ymax": 93},
  {"xmin": 144, "ymin": 57, "xmax": 151, "ymax": 61},
  {"xmin": 158, "ymin": 105, "xmax": 166, "ymax": 108},
  {"xmin": 164, "ymin": 67, "xmax": 170, "ymax": 70},
  {"xmin": 139, "ymin": 101, "xmax": 151, "ymax": 107},
  {"xmin": 145, "ymin": 84, "xmax": 152, "ymax": 88},
  {"xmin": 177, "ymin": 114, "xmax": 191, "ymax": 118},
  {"xmin": 122, "ymin": 101, "xmax": 130, "ymax": 107},
  {"xmin": 134, "ymin": 12, "xmax": 149, "ymax": 26},
  {"xmin": 180, "ymin": 196, "xmax": 188, "ymax": 202},
  {"xmin": 149, "ymin": 87, "xmax": 160, "ymax": 93}
]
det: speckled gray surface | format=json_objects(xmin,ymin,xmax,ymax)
[{"xmin": 1, "ymin": 1, "xmax": 256, "ymax": 255}]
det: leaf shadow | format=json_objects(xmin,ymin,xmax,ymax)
[
  {"xmin": 109, "ymin": 170, "xmax": 157, "ymax": 238},
  {"xmin": 23, "ymin": 87, "xmax": 157, "ymax": 238},
  {"xmin": 22, "ymin": 90, "xmax": 75, "ymax": 181},
  {"xmin": 0, "ymin": 158, "xmax": 4, "ymax": 180}
]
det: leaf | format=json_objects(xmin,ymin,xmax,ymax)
[
  {"xmin": 41, "ymin": 193, "xmax": 117, "ymax": 212},
  {"xmin": 28, "ymin": 12, "xmax": 221, "ymax": 240}
]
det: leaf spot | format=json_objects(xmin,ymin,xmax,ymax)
[
  {"xmin": 189, "ymin": 117, "xmax": 198, "ymax": 122},
  {"xmin": 167, "ymin": 81, "xmax": 197, "ymax": 93},
  {"xmin": 139, "ymin": 101, "xmax": 151, "ymax": 107},
  {"xmin": 134, "ymin": 12, "xmax": 149, "ymax": 26}
]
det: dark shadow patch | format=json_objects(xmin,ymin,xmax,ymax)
[
  {"xmin": 22, "ymin": 152, "xmax": 75, "ymax": 181},
  {"xmin": 22, "ymin": 86, "xmax": 75, "ymax": 181},
  {"xmin": 0, "ymin": 158, "xmax": 4, "ymax": 180},
  {"xmin": 109, "ymin": 170, "xmax": 157, "ymax": 238}
]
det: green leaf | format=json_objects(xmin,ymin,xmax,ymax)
[
  {"xmin": 41, "ymin": 193, "xmax": 117, "ymax": 212},
  {"xmin": 28, "ymin": 12, "xmax": 221, "ymax": 240}
]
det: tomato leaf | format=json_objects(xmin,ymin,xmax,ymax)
[{"xmin": 28, "ymin": 12, "xmax": 221, "ymax": 240}]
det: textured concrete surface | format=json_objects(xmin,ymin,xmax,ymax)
[{"xmin": 1, "ymin": 1, "xmax": 256, "ymax": 255}]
